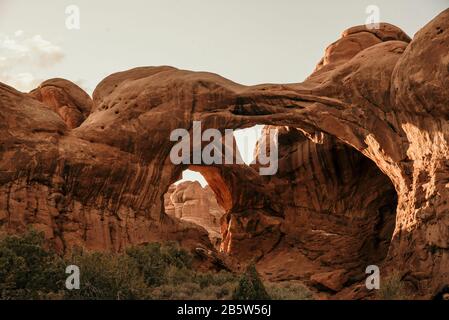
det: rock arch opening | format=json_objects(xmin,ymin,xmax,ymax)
[
  {"xmin": 162, "ymin": 125, "xmax": 268, "ymax": 251},
  {"xmin": 250, "ymin": 127, "xmax": 399, "ymax": 290},
  {"xmin": 175, "ymin": 123, "xmax": 400, "ymax": 293},
  {"xmin": 233, "ymin": 124, "xmax": 265, "ymax": 165},
  {"xmin": 164, "ymin": 122, "xmax": 399, "ymax": 285},
  {"xmin": 164, "ymin": 169, "xmax": 226, "ymax": 248}
]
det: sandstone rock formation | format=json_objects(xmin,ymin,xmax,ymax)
[
  {"xmin": 164, "ymin": 181, "xmax": 225, "ymax": 247},
  {"xmin": 29, "ymin": 79, "xmax": 93, "ymax": 129},
  {"xmin": 227, "ymin": 127, "xmax": 397, "ymax": 289},
  {"xmin": 0, "ymin": 81, "xmax": 212, "ymax": 253},
  {"xmin": 1, "ymin": 9, "xmax": 449, "ymax": 298}
]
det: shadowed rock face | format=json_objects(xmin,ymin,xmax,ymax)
[
  {"xmin": 230, "ymin": 127, "xmax": 398, "ymax": 297},
  {"xmin": 1, "ymin": 10, "xmax": 449, "ymax": 298}
]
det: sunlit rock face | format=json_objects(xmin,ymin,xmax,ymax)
[{"xmin": 1, "ymin": 9, "xmax": 449, "ymax": 298}]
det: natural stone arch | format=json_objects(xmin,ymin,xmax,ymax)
[
  {"xmin": 163, "ymin": 169, "xmax": 226, "ymax": 248},
  {"xmin": 0, "ymin": 10, "xmax": 448, "ymax": 297},
  {"xmin": 174, "ymin": 126, "xmax": 399, "ymax": 290},
  {"xmin": 71, "ymin": 12, "xmax": 449, "ymax": 294}
]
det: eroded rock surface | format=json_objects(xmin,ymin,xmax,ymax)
[
  {"xmin": 1, "ymin": 9, "xmax": 449, "ymax": 298},
  {"xmin": 29, "ymin": 79, "xmax": 93, "ymax": 129},
  {"xmin": 164, "ymin": 181, "xmax": 224, "ymax": 247}
]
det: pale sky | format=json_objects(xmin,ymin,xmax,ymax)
[{"xmin": 1, "ymin": 0, "xmax": 447, "ymax": 186}]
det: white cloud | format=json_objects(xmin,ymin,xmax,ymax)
[
  {"xmin": 3, "ymin": 72, "xmax": 42, "ymax": 91},
  {"xmin": 0, "ymin": 30, "xmax": 64, "ymax": 91}
]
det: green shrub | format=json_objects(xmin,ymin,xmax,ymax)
[
  {"xmin": 0, "ymin": 230, "xmax": 239, "ymax": 300},
  {"xmin": 64, "ymin": 250, "xmax": 149, "ymax": 300},
  {"xmin": 148, "ymin": 268, "xmax": 238, "ymax": 300},
  {"xmin": 125, "ymin": 242, "xmax": 192, "ymax": 286},
  {"xmin": 0, "ymin": 230, "xmax": 65, "ymax": 299},
  {"xmin": 232, "ymin": 264, "xmax": 270, "ymax": 300},
  {"xmin": 265, "ymin": 281, "xmax": 313, "ymax": 300},
  {"xmin": 194, "ymin": 270, "xmax": 238, "ymax": 288}
]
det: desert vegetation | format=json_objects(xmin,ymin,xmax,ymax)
[
  {"xmin": 375, "ymin": 273, "xmax": 410, "ymax": 300},
  {"xmin": 0, "ymin": 230, "xmax": 312, "ymax": 300}
]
